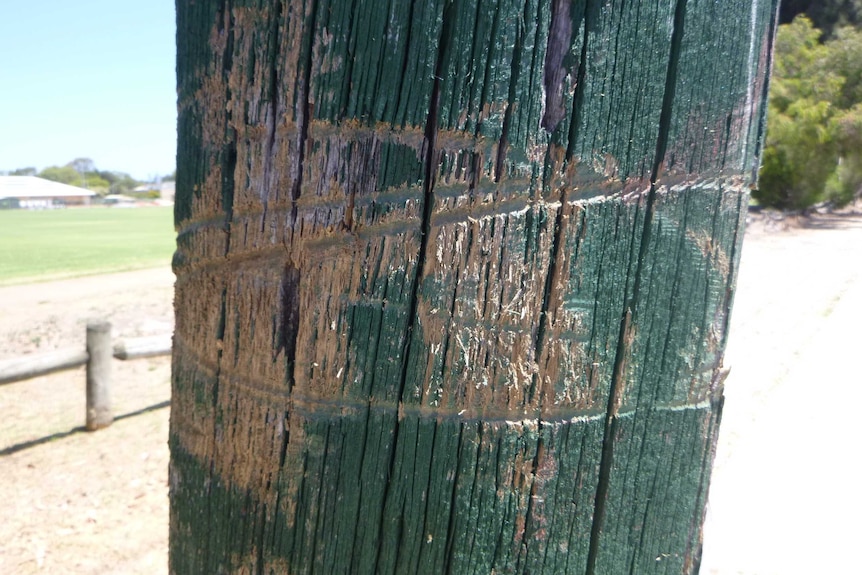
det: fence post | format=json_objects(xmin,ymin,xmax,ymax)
[{"xmin": 86, "ymin": 320, "xmax": 113, "ymax": 430}]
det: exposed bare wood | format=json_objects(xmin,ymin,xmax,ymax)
[{"xmin": 170, "ymin": 1, "xmax": 779, "ymax": 573}]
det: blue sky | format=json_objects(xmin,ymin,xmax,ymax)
[{"xmin": 0, "ymin": 1, "xmax": 176, "ymax": 181}]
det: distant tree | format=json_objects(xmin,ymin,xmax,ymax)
[
  {"xmin": 756, "ymin": 18, "xmax": 840, "ymax": 209},
  {"xmin": 779, "ymin": 0, "xmax": 862, "ymax": 37},
  {"xmin": 825, "ymin": 26, "xmax": 862, "ymax": 108},
  {"xmin": 779, "ymin": 0, "xmax": 810, "ymax": 24},
  {"xmin": 10, "ymin": 167, "xmax": 37, "ymax": 176},
  {"xmin": 806, "ymin": 0, "xmax": 862, "ymax": 37},
  {"xmin": 756, "ymin": 16, "xmax": 862, "ymax": 208},
  {"xmin": 757, "ymin": 101, "xmax": 838, "ymax": 209},
  {"xmin": 24, "ymin": 159, "xmax": 142, "ymax": 197},
  {"xmin": 67, "ymin": 157, "xmax": 96, "ymax": 174},
  {"xmin": 39, "ymin": 163, "xmax": 111, "ymax": 195},
  {"xmin": 97, "ymin": 170, "xmax": 140, "ymax": 194},
  {"xmin": 39, "ymin": 165, "xmax": 82, "ymax": 185},
  {"xmin": 827, "ymin": 102, "xmax": 862, "ymax": 205}
]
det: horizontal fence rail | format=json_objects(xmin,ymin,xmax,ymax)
[
  {"xmin": 0, "ymin": 348, "xmax": 90, "ymax": 385},
  {"xmin": 0, "ymin": 320, "xmax": 172, "ymax": 430},
  {"xmin": 112, "ymin": 334, "xmax": 173, "ymax": 361}
]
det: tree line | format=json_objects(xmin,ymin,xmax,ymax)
[
  {"xmin": 758, "ymin": 2, "xmax": 862, "ymax": 209},
  {"xmin": 3, "ymin": 158, "xmax": 174, "ymax": 197},
  {"xmin": 7, "ymin": 2, "xmax": 859, "ymax": 212}
]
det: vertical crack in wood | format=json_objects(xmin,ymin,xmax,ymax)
[
  {"xmin": 221, "ymin": 1, "xmax": 237, "ymax": 256},
  {"xmin": 629, "ymin": 486, "xmax": 655, "ymax": 574},
  {"xmin": 521, "ymin": 431, "xmax": 547, "ymax": 567},
  {"xmin": 261, "ymin": 0, "xmax": 284, "ymax": 233},
  {"xmin": 341, "ymin": 184, "xmax": 356, "ymax": 232},
  {"xmin": 442, "ymin": 421, "xmax": 467, "ymax": 574},
  {"xmin": 339, "ymin": 3, "xmax": 360, "ymax": 120},
  {"xmin": 308, "ymin": 426, "xmax": 332, "ymax": 560},
  {"xmin": 566, "ymin": 1, "xmax": 591, "ymax": 161},
  {"xmin": 255, "ymin": 501, "xmax": 267, "ymax": 575},
  {"xmin": 532, "ymin": 0, "xmax": 588, "ymax": 402},
  {"xmin": 585, "ymin": 1, "xmax": 689, "ymax": 573},
  {"xmin": 215, "ymin": 285, "xmax": 228, "ymax": 404},
  {"xmin": 394, "ymin": 0, "xmax": 453, "ymax": 415},
  {"xmin": 222, "ymin": 138, "xmax": 238, "ymax": 255},
  {"xmin": 288, "ymin": 0, "xmax": 319, "ymax": 238},
  {"xmin": 391, "ymin": 1, "xmax": 417, "ymax": 124},
  {"xmin": 269, "ymin": 410, "xmax": 290, "ymax": 560},
  {"xmin": 531, "ymin": 186, "xmax": 568, "ymax": 404},
  {"xmin": 346, "ymin": 402, "xmax": 374, "ymax": 572},
  {"xmin": 277, "ymin": 261, "xmax": 301, "ymax": 392},
  {"xmin": 372, "ymin": 2, "xmax": 456, "ymax": 570},
  {"xmin": 204, "ymin": 284, "xmax": 229, "ymax": 568},
  {"xmin": 476, "ymin": 0, "xmax": 501, "ymax": 132},
  {"xmin": 417, "ymin": 420, "xmax": 442, "ymax": 569},
  {"xmin": 494, "ymin": 2, "xmax": 525, "ymax": 183},
  {"xmin": 434, "ymin": 263, "xmax": 460, "ymax": 398},
  {"xmin": 650, "ymin": 0, "xmax": 688, "ymax": 186},
  {"xmin": 518, "ymin": 0, "xmax": 589, "ymax": 564}
]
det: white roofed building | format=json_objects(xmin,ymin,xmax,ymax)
[{"xmin": 0, "ymin": 176, "xmax": 96, "ymax": 209}]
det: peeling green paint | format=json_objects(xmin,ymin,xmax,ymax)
[{"xmin": 171, "ymin": 1, "xmax": 778, "ymax": 573}]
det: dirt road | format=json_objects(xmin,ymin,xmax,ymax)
[
  {"xmin": 0, "ymin": 208, "xmax": 860, "ymax": 573},
  {"xmin": 700, "ymin": 209, "xmax": 862, "ymax": 575},
  {"xmin": 0, "ymin": 268, "xmax": 174, "ymax": 574}
]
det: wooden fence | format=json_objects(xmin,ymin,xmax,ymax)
[{"xmin": 0, "ymin": 320, "xmax": 172, "ymax": 430}]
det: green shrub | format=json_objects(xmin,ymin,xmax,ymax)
[{"xmin": 755, "ymin": 17, "xmax": 862, "ymax": 209}]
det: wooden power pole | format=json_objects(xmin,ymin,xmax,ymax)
[{"xmin": 170, "ymin": 1, "xmax": 778, "ymax": 573}]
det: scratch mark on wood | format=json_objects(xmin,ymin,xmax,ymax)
[{"xmin": 169, "ymin": 0, "xmax": 778, "ymax": 572}]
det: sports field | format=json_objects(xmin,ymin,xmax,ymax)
[{"xmin": 0, "ymin": 206, "xmax": 175, "ymax": 285}]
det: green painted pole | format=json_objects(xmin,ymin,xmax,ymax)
[{"xmin": 170, "ymin": 1, "xmax": 779, "ymax": 573}]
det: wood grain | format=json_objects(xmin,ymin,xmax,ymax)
[{"xmin": 170, "ymin": 1, "xmax": 779, "ymax": 573}]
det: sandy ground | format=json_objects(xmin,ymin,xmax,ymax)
[
  {"xmin": 0, "ymin": 206, "xmax": 860, "ymax": 574},
  {"xmin": 700, "ymin": 207, "xmax": 862, "ymax": 575},
  {"xmin": 0, "ymin": 269, "xmax": 174, "ymax": 574}
]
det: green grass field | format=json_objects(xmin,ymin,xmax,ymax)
[{"xmin": 0, "ymin": 207, "xmax": 176, "ymax": 285}]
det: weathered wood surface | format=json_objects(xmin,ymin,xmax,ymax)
[
  {"xmin": 113, "ymin": 334, "xmax": 173, "ymax": 360},
  {"xmin": 86, "ymin": 320, "xmax": 113, "ymax": 430},
  {"xmin": 170, "ymin": 1, "xmax": 778, "ymax": 573}
]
